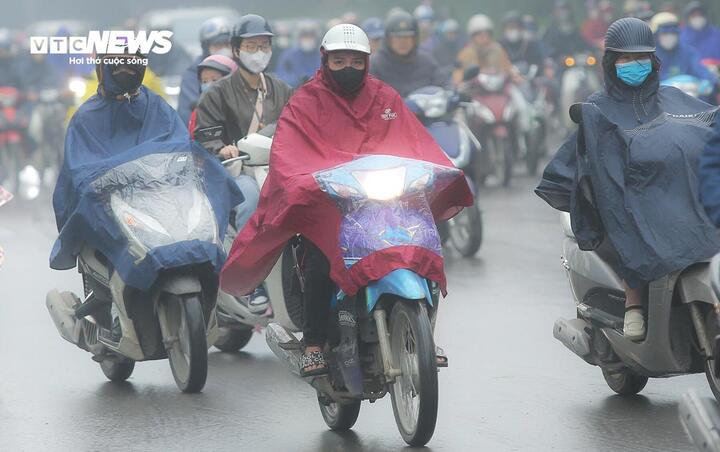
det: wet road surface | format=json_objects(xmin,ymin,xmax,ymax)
[{"xmin": 0, "ymin": 174, "xmax": 706, "ymax": 451}]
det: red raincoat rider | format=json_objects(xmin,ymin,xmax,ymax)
[{"xmin": 220, "ymin": 24, "xmax": 473, "ymax": 376}]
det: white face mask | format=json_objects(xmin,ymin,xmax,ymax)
[
  {"xmin": 504, "ymin": 29, "xmax": 522, "ymax": 43},
  {"xmin": 658, "ymin": 33, "xmax": 679, "ymax": 50},
  {"xmin": 213, "ymin": 47, "xmax": 233, "ymax": 58},
  {"xmin": 689, "ymin": 15, "xmax": 707, "ymax": 31},
  {"xmin": 239, "ymin": 50, "xmax": 272, "ymax": 74}
]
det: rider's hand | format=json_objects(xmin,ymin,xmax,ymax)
[{"xmin": 219, "ymin": 145, "xmax": 240, "ymax": 160}]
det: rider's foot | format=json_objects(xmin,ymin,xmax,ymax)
[
  {"xmin": 300, "ymin": 345, "xmax": 328, "ymax": 377},
  {"xmin": 436, "ymin": 346, "xmax": 449, "ymax": 368},
  {"xmin": 243, "ymin": 286, "xmax": 269, "ymax": 314},
  {"xmin": 623, "ymin": 306, "xmax": 645, "ymax": 342}
]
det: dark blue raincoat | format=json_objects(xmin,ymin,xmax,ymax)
[
  {"xmin": 51, "ymin": 66, "xmax": 242, "ymax": 290},
  {"xmin": 536, "ymin": 70, "xmax": 720, "ymax": 286}
]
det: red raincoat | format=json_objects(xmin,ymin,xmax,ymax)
[{"xmin": 220, "ymin": 68, "xmax": 473, "ymax": 298}]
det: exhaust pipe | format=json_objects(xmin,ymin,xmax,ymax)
[
  {"xmin": 553, "ymin": 317, "xmax": 594, "ymax": 363},
  {"xmin": 46, "ymin": 290, "xmax": 82, "ymax": 345},
  {"xmin": 265, "ymin": 323, "xmax": 302, "ymax": 376}
]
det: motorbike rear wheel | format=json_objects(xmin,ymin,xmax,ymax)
[
  {"xmin": 100, "ymin": 358, "xmax": 135, "ymax": 382},
  {"xmin": 162, "ymin": 295, "xmax": 208, "ymax": 393},
  {"xmin": 389, "ymin": 301, "xmax": 438, "ymax": 447},
  {"xmin": 702, "ymin": 309, "xmax": 720, "ymax": 403},
  {"xmin": 448, "ymin": 203, "xmax": 482, "ymax": 257},
  {"xmin": 495, "ymin": 137, "xmax": 513, "ymax": 187},
  {"xmin": 214, "ymin": 327, "xmax": 253, "ymax": 352},
  {"xmin": 318, "ymin": 398, "xmax": 361, "ymax": 431},
  {"xmin": 601, "ymin": 367, "xmax": 648, "ymax": 395}
]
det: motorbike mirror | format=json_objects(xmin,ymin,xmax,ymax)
[
  {"xmin": 463, "ymin": 66, "xmax": 480, "ymax": 82},
  {"xmin": 236, "ymin": 133, "xmax": 272, "ymax": 166},
  {"xmin": 569, "ymin": 103, "xmax": 584, "ymax": 125}
]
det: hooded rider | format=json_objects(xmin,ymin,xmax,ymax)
[
  {"xmin": 537, "ymin": 18, "xmax": 718, "ymax": 342},
  {"xmin": 680, "ymin": 2, "xmax": 720, "ymax": 62},
  {"xmin": 275, "ymin": 20, "xmax": 322, "ymax": 88},
  {"xmin": 195, "ymin": 14, "xmax": 293, "ymax": 311},
  {"xmin": 219, "ymin": 24, "xmax": 473, "ymax": 377}
]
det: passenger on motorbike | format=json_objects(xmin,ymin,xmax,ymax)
[
  {"xmin": 499, "ymin": 11, "xmax": 545, "ymax": 72},
  {"xmin": 537, "ymin": 18, "xmax": 719, "ymax": 341},
  {"xmin": 177, "ymin": 17, "xmax": 233, "ymax": 126},
  {"xmin": 195, "ymin": 14, "xmax": 293, "ymax": 311},
  {"xmin": 275, "ymin": 20, "xmax": 322, "ymax": 88},
  {"xmin": 420, "ymin": 19, "xmax": 464, "ymax": 74},
  {"xmin": 187, "ymin": 55, "xmax": 237, "ymax": 139},
  {"xmin": 542, "ymin": 0, "xmax": 594, "ymax": 60},
  {"xmin": 369, "ymin": 10, "xmax": 447, "ymax": 98},
  {"xmin": 360, "ymin": 17, "xmax": 385, "ymax": 54},
  {"xmin": 220, "ymin": 24, "xmax": 470, "ymax": 376},
  {"xmin": 680, "ymin": 2, "xmax": 720, "ymax": 62},
  {"xmin": 453, "ymin": 14, "xmax": 516, "ymax": 86},
  {"xmin": 651, "ymin": 13, "xmax": 718, "ymax": 90}
]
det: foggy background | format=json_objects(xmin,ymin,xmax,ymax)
[{"xmin": 4, "ymin": 0, "xmax": 720, "ymax": 29}]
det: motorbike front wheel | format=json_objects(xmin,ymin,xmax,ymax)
[
  {"xmin": 318, "ymin": 398, "xmax": 361, "ymax": 431},
  {"xmin": 448, "ymin": 203, "xmax": 482, "ymax": 257},
  {"xmin": 703, "ymin": 309, "xmax": 720, "ymax": 403},
  {"xmin": 214, "ymin": 327, "xmax": 253, "ymax": 352},
  {"xmin": 389, "ymin": 301, "xmax": 438, "ymax": 447},
  {"xmin": 601, "ymin": 367, "xmax": 648, "ymax": 395},
  {"xmin": 100, "ymin": 358, "xmax": 135, "ymax": 382},
  {"xmin": 162, "ymin": 295, "xmax": 208, "ymax": 393}
]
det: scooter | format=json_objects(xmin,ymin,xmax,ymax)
[
  {"xmin": 212, "ymin": 132, "xmax": 303, "ymax": 351},
  {"xmin": 405, "ymin": 86, "xmax": 483, "ymax": 257},
  {"xmin": 462, "ymin": 68, "xmax": 520, "ymax": 187},
  {"xmin": 552, "ymin": 105, "xmax": 720, "ymax": 400},
  {"xmin": 559, "ymin": 53, "xmax": 601, "ymax": 129},
  {"xmin": 255, "ymin": 145, "xmax": 453, "ymax": 446},
  {"xmin": 0, "ymin": 86, "xmax": 30, "ymax": 197},
  {"xmin": 662, "ymin": 74, "xmax": 714, "ymax": 100},
  {"xmin": 46, "ymin": 150, "xmax": 226, "ymax": 393},
  {"xmin": 514, "ymin": 62, "xmax": 549, "ymax": 176},
  {"xmin": 28, "ymin": 88, "xmax": 71, "ymax": 188}
]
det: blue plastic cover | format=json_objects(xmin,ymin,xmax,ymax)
[{"xmin": 365, "ymin": 268, "xmax": 432, "ymax": 312}]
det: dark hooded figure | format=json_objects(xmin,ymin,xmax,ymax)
[
  {"xmin": 369, "ymin": 10, "xmax": 448, "ymax": 98},
  {"xmin": 536, "ymin": 18, "xmax": 720, "ymax": 342}
]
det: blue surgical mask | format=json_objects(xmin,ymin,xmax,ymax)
[
  {"xmin": 615, "ymin": 58, "xmax": 652, "ymax": 87},
  {"xmin": 200, "ymin": 82, "xmax": 212, "ymax": 93}
]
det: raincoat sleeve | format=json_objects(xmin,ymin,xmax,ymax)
[
  {"xmin": 177, "ymin": 64, "xmax": 200, "ymax": 126},
  {"xmin": 193, "ymin": 85, "xmax": 227, "ymax": 154},
  {"xmin": 700, "ymin": 119, "xmax": 720, "ymax": 226}
]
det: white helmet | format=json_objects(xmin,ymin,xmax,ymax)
[
  {"xmin": 321, "ymin": 23, "xmax": 372, "ymax": 54},
  {"xmin": 467, "ymin": 14, "xmax": 494, "ymax": 36}
]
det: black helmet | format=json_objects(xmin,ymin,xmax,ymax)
[
  {"xmin": 385, "ymin": 10, "xmax": 418, "ymax": 38},
  {"xmin": 604, "ymin": 17, "xmax": 655, "ymax": 53},
  {"xmin": 231, "ymin": 14, "xmax": 274, "ymax": 48}
]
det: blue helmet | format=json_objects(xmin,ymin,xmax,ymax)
[
  {"xmin": 199, "ymin": 17, "xmax": 232, "ymax": 54},
  {"xmin": 361, "ymin": 17, "xmax": 384, "ymax": 40}
]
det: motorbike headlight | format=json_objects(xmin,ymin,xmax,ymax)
[
  {"xmin": 408, "ymin": 93, "xmax": 448, "ymax": 119},
  {"xmin": 352, "ymin": 167, "xmax": 407, "ymax": 201},
  {"xmin": 111, "ymin": 194, "xmax": 174, "ymax": 250},
  {"xmin": 68, "ymin": 78, "xmax": 87, "ymax": 100}
]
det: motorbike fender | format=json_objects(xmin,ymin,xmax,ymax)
[
  {"xmin": 677, "ymin": 262, "xmax": 717, "ymax": 306},
  {"xmin": 159, "ymin": 276, "xmax": 203, "ymax": 296},
  {"xmin": 366, "ymin": 269, "xmax": 433, "ymax": 312}
]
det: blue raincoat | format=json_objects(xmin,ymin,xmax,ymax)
[
  {"xmin": 51, "ymin": 66, "xmax": 242, "ymax": 289},
  {"xmin": 275, "ymin": 47, "xmax": 321, "ymax": 88}
]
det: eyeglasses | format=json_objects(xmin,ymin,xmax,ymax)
[{"xmin": 240, "ymin": 43, "xmax": 272, "ymax": 53}]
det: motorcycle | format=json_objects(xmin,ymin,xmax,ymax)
[
  {"xmin": 0, "ymin": 86, "xmax": 30, "ymax": 197},
  {"xmin": 46, "ymin": 150, "xmax": 227, "ymax": 393},
  {"xmin": 662, "ymin": 74, "xmax": 714, "ymax": 100},
  {"xmin": 462, "ymin": 68, "xmax": 520, "ymax": 187},
  {"xmin": 405, "ymin": 86, "xmax": 483, "ymax": 257},
  {"xmin": 251, "ymin": 138, "xmax": 453, "ymax": 445},
  {"xmin": 559, "ymin": 53, "xmax": 601, "ymax": 129},
  {"xmin": 552, "ymin": 106, "xmax": 720, "ymax": 400},
  {"xmin": 212, "ymin": 133, "xmax": 302, "ymax": 352},
  {"xmin": 28, "ymin": 88, "xmax": 70, "ymax": 187},
  {"xmin": 514, "ymin": 62, "xmax": 550, "ymax": 176}
]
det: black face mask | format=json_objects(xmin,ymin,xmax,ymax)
[
  {"xmin": 330, "ymin": 66, "xmax": 365, "ymax": 95},
  {"xmin": 111, "ymin": 69, "xmax": 144, "ymax": 94}
]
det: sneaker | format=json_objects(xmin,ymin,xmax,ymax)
[
  {"xmin": 243, "ymin": 286, "xmax": 269, "ymax": 314},
  {"xmin": 623, "ymin": 308, "xmax": 645, "ymax": 342}
]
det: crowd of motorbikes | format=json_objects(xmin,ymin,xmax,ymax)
[{"xmin": 3, "ymin": 5, "xmax": 720, "ymax": 450}]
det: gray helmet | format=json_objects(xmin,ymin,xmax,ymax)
[
  {"xmin": 231, "ymin": 14, "xmax": 274, "ymax": 49},
  {"xmin": 385, "ymin": 10, "xmax": 418, "ymax": 38},
  {"xmin": 604, "ymin": 17, "xmax": 655, "ymax": 53}
]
